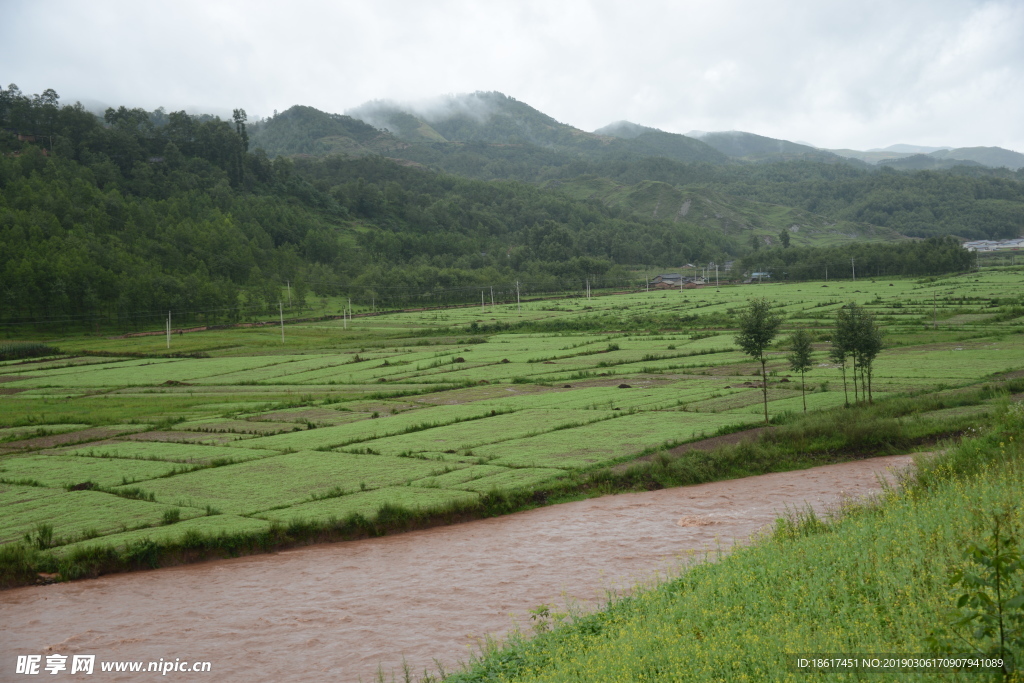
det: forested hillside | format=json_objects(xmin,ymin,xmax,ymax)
[{"xmin": 252, "ymin": 96, "xmax": 1024, "ymax": 241}]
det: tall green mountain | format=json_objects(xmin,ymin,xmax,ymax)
[
  {"xmin": 246, "ymin": 105, "xmax": 395, "ymax": 157},
  {"xmin": 592, "ymin": 121, "xmax": 729, "ymax": 164}
]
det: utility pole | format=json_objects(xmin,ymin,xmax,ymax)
[
  {"xmin": 286, "ymin": 280, "xmax": 291, "ymax": 307},
  {"xmin": 482, "ymin": 290, "xmax": 485, "ymax": 312},
  {"xmin": 645, "ymin": 274, "xmax": 649, "ymax": 293},
  {"xmin": 716, "ymin": 264, "xmax": 719, "ymax": 289},
  {"xmin": 490, "ymin": 286, "xmax": 494, "ymax": 307},
  {"xmin": 851, "ymin": 258, "xmax": 856, "ymax": 281},
  {"xmin": 516, "ymin": 280, "xmax": 521, "ymax": 314},
  {"xmin": 933, "ymin": 292, "xmax": 937, "ymax": 329},
  {"xmin": 279, "ymin": 302, "xmax": 284, "ymax": 342},
  {"xmin": 166, "ymin": 311, "xmax": 171, "ymax": 349},
  {"xmin": 825, "ymin": 265, "xmax": 828, "ymax": 282}
]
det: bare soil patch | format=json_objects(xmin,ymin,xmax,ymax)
[{"xmin": 0, "ymin": 426, "xmax": 147, "ymax": 452}]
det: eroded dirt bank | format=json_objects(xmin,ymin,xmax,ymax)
[{"xmin": 1, "ymin": 454, "xmax": 915, "ymax": 682}]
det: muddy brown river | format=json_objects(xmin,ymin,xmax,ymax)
[{"xmin": 2, "ymin": 455, "xmax": 915, "ymax": 681}]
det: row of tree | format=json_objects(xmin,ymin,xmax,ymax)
[
  {"xmin": 735, "ymin": 237, "xmax": 974, "ymax": 280},
  {"xmin": 736, "ymin": 299, "xmax": 883, "ymax": 423}
]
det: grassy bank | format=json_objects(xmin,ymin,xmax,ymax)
[{"xmin": 439, "ymin": 402, "xmax": 1024, "ymax": 682}]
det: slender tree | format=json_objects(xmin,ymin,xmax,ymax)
[
  {"xmin": 854, "ymin": 310, "xmax": 884, "ymax": 403},
  {"xmin": 833, "ymin": 305, "xmax": 859, "ymax": 404},
  {"xmin": 787, "ymin": 328, "xmax": 814, "ymax": 412},
  {"xmin": 829, "ymin": 341, "xmax": 849, "ymax": 407},
  {"xmin": 734, "ymin": 297, "xmax": 783, "ymax": 424}
]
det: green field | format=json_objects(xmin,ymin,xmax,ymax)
[{"xmin": 1, "ymin": 267, "xmax": 1023, "ymax": 579}]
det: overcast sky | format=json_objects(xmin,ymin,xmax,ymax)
[{"xmin": 3, "ymin": 0, "xmax": 1022, "ymax": 152}]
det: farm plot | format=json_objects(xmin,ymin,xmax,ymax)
[
  {"xmin": 172, "ymin": 418, "xmax": 311, "ymax": 436},
  {"xmin": 240, "ymin": 406, "xmax": 372, "ymax": 426},
  {"xmin": 0, "ymin": 424, "xmax": 90, "ymax": 442},
  {"xmin": 47, "ymin": 514, "xmax": 274, "ymax": 557},
  {"xmin": 233, "ymin": 404, "xmax": 507, "ymax": 451},
  {"xmin": 473, "ymin": 385, "xmax": 713, "ymax": 412},
  {"xmin": 337, "ymin": 409, "xmax": 616, "ymax": 456},
  {"xmin": 1, "ymin": 356, "xmax": 291, "ymax": 388},
  {"xmin": 0, "ymin": 424, "xmax": 153, "ymax": 452},
  {"xmin": 60, "ymin": 441, "xmax": 281, "ymax": 464},
  {"xmin": 872, "ymin": 340, "xmax": 1024, "ymax": 379},
  {"xmin": 0, "ymin": 454, "xmax": 190, "ymax": 488},
  {"xmin": 122, "ymin": 430, "xmax": 254, "ymax": 446},
  {"xmin": 0, "ymin": 484, "xmax": 203, "ymax": 546},
  {"xmin": 720, "ymin": 390, "xmax": 871, "ymax": 415},
  {"xmin": 451, "ymin": 467, "xmax": 567, "ymax": 492},
  {"xmin": 116, "ymin": 451, "xmax": 463, "ymax": 515},
  {"xmin": 187, "ymin": 354, "xmax": 350, "ymax": 384},
  {"xmin": 479, "ymin": 411, "xmax": 762, "ymax": 468},
  {"xmin": 255, "ymin": 486, "xmax": 480, "ymax": 525}
]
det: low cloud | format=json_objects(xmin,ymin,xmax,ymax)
[{"xmin": 3, "ymin": 0, "xmax": 1022, "ymax": 151}]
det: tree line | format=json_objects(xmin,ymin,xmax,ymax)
[{"xmin": 735, "ymin": 237, "xmax": 974, "ymax": 280}]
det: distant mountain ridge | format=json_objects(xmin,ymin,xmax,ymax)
[
  {"xmin": 247, "ymin": 91, "xmax": 1024, "ymax": 175},
  {"xmin": 685, "ymin": 130, "xmax": 847, "ymax": 163},
  {"xmin": 831, "ymin": 145, "xmax": 1024, "ymax": 170}
]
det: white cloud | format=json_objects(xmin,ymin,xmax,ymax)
[{"xmin": 2, "ymin": 0, "xmax": 1022, "ymax": 151}]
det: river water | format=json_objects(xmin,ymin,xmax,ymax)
[{"xmin": 1, "ymin": 454, "xmax": 914, "ymax": 682}]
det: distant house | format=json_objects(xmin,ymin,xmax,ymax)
[
  {"xmin": 963, "ymin": 238, "xmax": 1024, "ymax": 252},
  {"xmin": 744, "ymin": 272, "xmax": 772, "ymax": 283},
  {"xmin": 649, "ymin": 273, "xmax": 682, "ymax": 285}
]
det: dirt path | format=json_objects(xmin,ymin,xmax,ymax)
[{"xmin": 0, "ymin": 454, "xmax": 918, "ymax": 682}]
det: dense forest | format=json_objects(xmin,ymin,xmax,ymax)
[{"xmin": 1, "ymin": 86, "xmax": 1011, "ymax": 331}]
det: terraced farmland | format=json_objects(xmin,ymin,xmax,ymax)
[{"xmin": 1, "ymin": 267, "xmax": 1022, "ymax": 572}]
